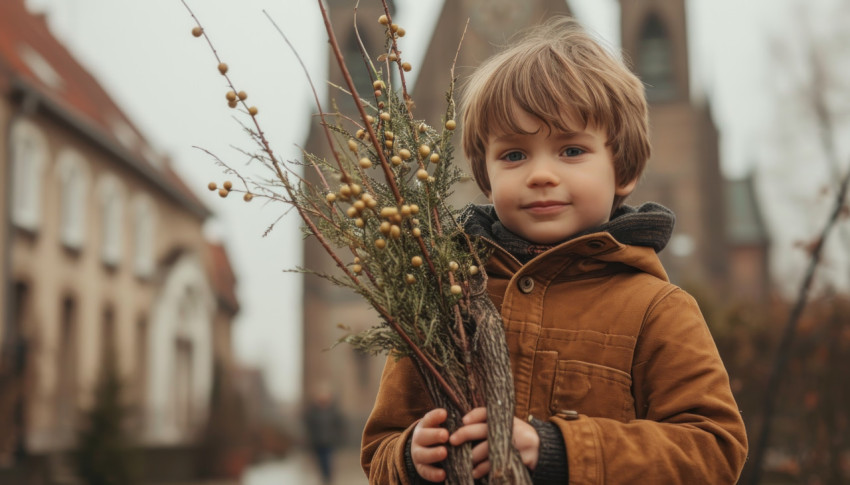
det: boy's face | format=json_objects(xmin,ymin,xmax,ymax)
[{"xmin": 484, "ymin": 109, "xmax": 636, "ymax": 245}]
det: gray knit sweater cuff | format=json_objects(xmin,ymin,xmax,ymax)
[
  {"xmin": 529, "ymin": 417, "xmax": 569, "ymax": 484},
  {"xmin": 404, "ymin": 434, "xmax": 441, "ymax": 485}
]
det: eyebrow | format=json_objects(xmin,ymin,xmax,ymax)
[{"xmin": 490, "ymin": 129, "xmax": 589, "ymax": 143}]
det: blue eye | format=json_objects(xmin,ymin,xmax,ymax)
[
  {"xmin": 563, "ymin": 147, "xmax": 584, "ymax": 157},
  {"xmin": 504, "ymin": 151, "xmax": 526, "ymax": 162}
]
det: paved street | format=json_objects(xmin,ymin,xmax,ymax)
[{"xmin": 243, "ymin": 447, "xmax": 368, "ymax": 485}]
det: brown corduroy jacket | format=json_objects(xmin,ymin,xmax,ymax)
[{"xmin": 361, "ymin": 231, "xmax": 748, "ymax": 484}]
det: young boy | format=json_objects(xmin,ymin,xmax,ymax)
[{"xmin": 361, "ymin": 17, "xmax": 747, "ymax": 484}]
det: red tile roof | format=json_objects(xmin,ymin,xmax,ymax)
[{"xmin": 0, "ymin": 0, "xmax": 208, "ymax": 218}]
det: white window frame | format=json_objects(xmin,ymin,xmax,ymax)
[
  {"xmin": 132, "ymin": 196, "xmax": 156, "ymax": 278},
  {"xmin": 98, "ymin": 176, "xmax": 125, "ymax": 267},
  {"xmin": 56, "ymin": 150, "xmax": 89, "ymax": 250},
  {"xmin": 10, "ymin": 119, "xmax": 49, "ymax": 232}
]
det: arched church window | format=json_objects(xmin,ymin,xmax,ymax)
[
  {"xmin": 56, "ymin": 150, "xmax": 89, "ymax": 250},
  {"xmin": 10, "ymin": 119, "xmax": 49, "ymax": 232},
  {"xmin": 638, "ymin": 13, "xmax": 677, "ymax": 101}
]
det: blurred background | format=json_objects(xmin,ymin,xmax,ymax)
[{"xmin": 0, "ymin": 0, "xmax": 848, "ymax": 483}]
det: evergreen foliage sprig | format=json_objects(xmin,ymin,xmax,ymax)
[{"xmin": 181, "ymin": 1, "xmax": 532, "ymax": 482}]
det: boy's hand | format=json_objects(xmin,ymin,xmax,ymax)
[
  {"xmin": 411, "ymin": 408, "xmax": 450, "ymax": 482},
  {"xmin": 449, "ymin": 407, "xmax": 541, "ymax": 479}
]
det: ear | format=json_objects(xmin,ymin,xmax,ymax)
[{"xmin": 615, "ymin": 177, "xmax": 638, "ymax": 197}]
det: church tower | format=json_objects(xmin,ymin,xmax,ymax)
[{"xmin": 619, "ymin": 0, "xmax": 727, "ymax": 287}]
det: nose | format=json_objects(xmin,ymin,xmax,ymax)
[{"xmin": 525, "ymin": 158, "xmax": 560, "ymax": 188}]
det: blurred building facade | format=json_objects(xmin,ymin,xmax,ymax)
[
  {"xmin": 0, "ymin": 0, "xmax": 241, "ymax": 479},
  {"xmin": 301, "ymin": 0, "xmax": 771, "ymax": 446}
]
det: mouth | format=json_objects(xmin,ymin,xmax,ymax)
[{"xmin": 522, "ymin": 200, "xmax": 569, "ymax": 214}]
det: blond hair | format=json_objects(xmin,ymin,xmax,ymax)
[{"xmin": 460, "ymin": 17, "xmax": 650, "ymax": 207}]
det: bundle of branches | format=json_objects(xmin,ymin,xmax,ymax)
[{"xmin": 182, "ymin": 1, "xmax": 530, "ymax": 483}]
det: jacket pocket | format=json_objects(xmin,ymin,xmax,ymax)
[{"xmin": 550, "ymin": 360, "xmax": 635, "ymax": 422}]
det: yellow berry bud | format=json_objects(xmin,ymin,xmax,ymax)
[
  {"xmin": 380, "ymin": 112, "xmax": 391, "ymax": 122},
  {"xmin": 418, "ymin": 123, "xmax": 427, "ymax": 133},
  {"xmin": 355, "ymin": 218, "xmax": 365, "ymax": 228},
  {"xmin": 385, "ymin": 131, "xmax": 394, "ymax": 140},
  {"xmin": 411, "ymin": 256, "xmax": 423, "ymax": 267},
  {"xmin": 223, "ymin": 180, "xmax": 233, "ymax": 190},
  {"xmin": 353, "ymin": 200, "xmax": 366, "ymax": 212},
  {"xmin": 191, "ymin": 26, "xmax": 203, "ymax": 37},
  {"xmin": 409, "ymin": 204, "xmax": 420, "ymax": 214},
  {"xmin": 430, "ymin": 153, "xmax": 440, "ymax": 164},
  {"xmin": 218, "ymin": 188, "xmax": 229, "ymax": 198},
  {"xmin": 218, "ymin": 62, "xmax": 228, "ymax": 74},
  {"xmin": 226, "ymin": 91, "xmax": 237, "ymax": 101},
  {"xmin": 339, "ymin": 185, "xmax": 351, "ymax": 199},
  {"xmin": 391, "ymin": 23, "xmax": 399, "ymax": 33},
  {"xmin": 450, "ymin": 285, "xmax": 462, "ymax": 295},
  {"xmin": 359, "ymin": 157, "xmax": 373, "ymax": 169},
  {"xmin": 362, "ymin": 193, "xmax": 377, "ymax": 208},
  {"xmin": 238, "ymin": 91, "xmax": 247, "ymax": 101},
  {"xmin": 388, "ymin": 53, "xmax": 398, "ymax": 62},
  {"xmin": 248, "ymin": 106, "xmax": 258, "ymax": 116},
  {"xmin": 412, "ymin": 227, "xmax": 421, "ymax": 237},
  {"xmin": 243, "ymin": 193, "xmax": 254, "ymax": 202},
  {"xmin": 228, "ymin": 100, "xmax": 238, "ymax": 108},
  {"xmin": 378, "ymin": 14, "xmax": 389, "ymax": 25},
  {"xmin": 356, "ymin": 129, "xmax": 366, "ymax": 139},
  {"xmin": 352, "ymin": 264, "xmax": 362, "ymax": 274},
  {"xmin": 375, "ymin": 238, "xmax": 386, "ymax": 249},
  {"xmin": 399, "ymin": 148, "xmax": 412, "ymax": 160},
  {"xmin": 390, "ymin": 225, "xmax": 401, "ymax": 239},
  {"xmin": 366, "ymin": 115, "xmax": 375, "ymax": 124},
  {"xmin": 350, "ymin": 184, "xmax": 362, "ymax": 196},
  {"xmin": 373, "ymin": 80, "xmax": 386, "ymax": 90},
  {"xmin": 208, "ymin": 182, "xmax": 217, "ymax": 191},
  {"xmin": 397, "ymin": 27, "xmax": 406, "ymax": 37},
  {"xmin": 379, "ymin": 221, "xmax": 391, "ymax": 235},
  {"xmin": 385, "ymin": 139, "xmax": 394, "ymax": 149},
  {"xmin": 346, "ymin": 206, "xmax": 358, "ymax": 218},
  {"xmin": 406, "ymin": 274, "xmax": 416, "ymax": 284},
  {"xmin": 391, "ymin": 156, "xmax": 402, "ymax": 166},
  {"xmin": 402, "ymin": 62, "xmax": 412, "ymax": 72},
  {"xmin": 449, "ymin": 261, "xmax": 459, "ymax": 271},
  {"xmin": 348, "ymin": 139, "xmax": 358, "ymax": 152},
  {"xmin": 380, "ymin": 207, "xmax": 399, "ymax": 218},
  {"xmin": 400, "ymin": 205, "xmax": 411, "ymax": 216},
  {"xmin": 326, "ymin": 192, "xmax": 337, "ymax": 203},
  {"xmin": 418, "ymin": 145, "xmax": 431, "ymax": 158},
  {"xmin": 445, "ymin": 119, "xmax": 457, "ymax": 130},
  {"xmin": 469, "ymin": 265, "xmax": 479, "ymax": 275},
  {"xmin": 354, "ymin": 257, "xmax": 361, "ymax": 264},
  {"xmin": 416, "ymin": 169, "xmax": 429, "ymax": 180}
]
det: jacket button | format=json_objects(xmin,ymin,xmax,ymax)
[
  {"xmin": 518, "ymin": 276, "xmax": 534, "ymax": 293},
  {"xmin": 557, "ymin": 409, "xmax": 579, "ymax": 420}
]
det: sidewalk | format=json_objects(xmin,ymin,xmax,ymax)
[{"xmin": 242, "ymin": 447, "xmax": 367, "ymax": 485}]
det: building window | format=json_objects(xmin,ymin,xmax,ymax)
[
  {"xmin": 56, "ymin": 296, "xmax": 79, "ymax": 438},
  {"xmin": 10, "ymin": 119, "xmax": 49, "ymax": 232},
  {"xmin": 56, "ymin": 150, "xmax": 88, "ymax": 250},
  {"xmin": 132, "ymin": 196, "xmax": 155, "ymax": 278},
  {"xmin": 98, "ymin": 176, "xmax": 124, "ymax": 267},
  {"xmin": 101, "ymin": 306, "xmax": 116, "ymax": 369},
  {"xmin": 638, "ymin": 13, "xmax": 677, "ymax": 101}
]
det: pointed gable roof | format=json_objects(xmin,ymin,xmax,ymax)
[{"xmin": 0, "ymin": 0, "xmax": 209, "ymax": 219}]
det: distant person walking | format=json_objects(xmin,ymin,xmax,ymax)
[{"xmin": 305, "ymin": 386, "xmax": 345, "ymax": 485}]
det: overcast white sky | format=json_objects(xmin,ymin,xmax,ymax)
[{"xmin": 28, "ymin": 0, "xmax": 798, "ymax": 402}]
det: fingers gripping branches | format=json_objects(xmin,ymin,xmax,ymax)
[{"xmin": 182, "ymin": 1, "xmax": 531, "ymax": 483}]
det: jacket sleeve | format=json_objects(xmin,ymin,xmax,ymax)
[
  {"xmin": 552, "ymin": 287, "xmax": 748, "ymax": 485},
  {"xmin": 361, "ymin": 353, "xmax": 435, "ymax": 484}
]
